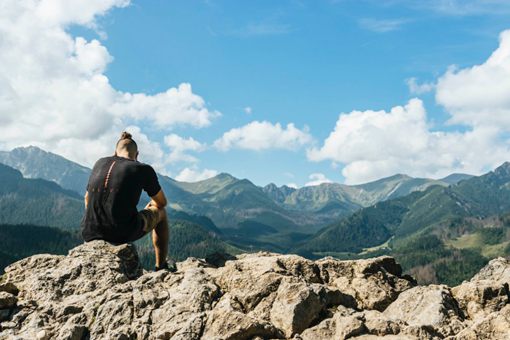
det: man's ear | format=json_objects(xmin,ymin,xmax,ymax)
[{"xmin": 136, "ymin": 151, "xmax": 139, "ymax": 160}]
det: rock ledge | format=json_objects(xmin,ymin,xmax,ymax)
[{"xmin": 0, "ymin": 241, "xmax": 509, "ymax": 339}]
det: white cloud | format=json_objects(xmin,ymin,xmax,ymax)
[
  {"xmin": 111, "ymin": 83, "xmax": 220, "ymax": 129},
  {"xmin": 308, "ymin": 98, "xmax": 510, "ymax": 184},
  {"xmin": 214, "ymin": 121, "xmax": 312, "ymax": 151},
  {"xmin": 436, "ymin": 30, "xmax": 510, "ymax": 129},
  {"xmin": 175, "ymin": 167, "xmax": 219, "ymax": 182},
  {"xmin": 308, "ymin": 99, "xmax": 429, "ymax": 164},
  {"xmin": 308, "ymin": 30, "xmax": 510, "ymax": 184},
  {"xmin": 244, "ymin": 106, "xmax": 253, "ymax": 114},
  {"xmin": 406, "ymin": 77, "xmax": 435, "ymax": 95},
  {"xmin": 35, "ymin": 0, "xmax": 130, "ymax": 26},
  {"xmin": 124, "ymin": 126, "xmax": 166, "ymax": 172},
  {"xmin": 305, "ymin": 173, "xmax": 333, "ymax": 187},
  {"xmin": 164, "ymin": 134, "xmax": 206, "ymax": 163},
  {"xmin": 0, "ymin": 0, "xmax": 218, "ymax": 167},
  {"xmin": 359, "ymin": 18, "xmax": 408, "ymax": 33},
  {"xmin": 286, "ymin": 182, "xmax": 298, "ymax": 189}
]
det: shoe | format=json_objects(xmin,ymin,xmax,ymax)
[{"xmin": 154, "ymin": 258, "xmax": 177, "ymax": 272}]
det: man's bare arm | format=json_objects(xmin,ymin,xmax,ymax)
[
  {"xmin": 84, "ymin": 191, "xmax": 89, "ymax": 209},
  {"xmin": 148, "ymin": 189, "xmax": 167, "ymax": 209}
]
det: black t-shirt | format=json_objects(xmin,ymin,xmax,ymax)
[{"xmin": 81, "ymin": 155, "xmax": 161, "ymax": 243}]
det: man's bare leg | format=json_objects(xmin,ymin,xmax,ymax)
[{"xmin": 152, "ymin": 208, "xmax": 169, "ymax": 268}]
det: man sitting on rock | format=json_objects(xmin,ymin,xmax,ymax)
[{"xmin": 81, "ymin": 131, "xmax": 172, "ymax": 271}]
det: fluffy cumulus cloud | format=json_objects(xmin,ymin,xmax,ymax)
[
  {"xmin": 406, "ymin": 77, "xmax": 435, "ymax": 95},
  {"xmin": 164, "ymin": 134, "xmax": 206, "ymax": 163},
  {"xmin": 305, "ymin": 173, "xmax": 333, "ymax": 187},
  {"xmin": 309, "ymin": 29, "xmax": 510, "ymax": 184},
  {"xmin": 175, "ymin": 167, "xmax": 219, "ymax": 182},
  {"xmin": 308, "ymin": 99, "xmax": 510, "ymax": 184},
  {"xmin": 0, "ymin": 0, "xmax": 218, "ymax": 167},
  {"xmin": 436, "ymin": 30, "xmax": 510, "ymax": 128},
  {"xmin": 214, "ymin": 121, "xmax": 312, "ymax": 151}
]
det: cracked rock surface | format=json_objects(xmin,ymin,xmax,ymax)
[{"xmin": 0, "ymin": 241, "xmax": 509, "ymax": 339}]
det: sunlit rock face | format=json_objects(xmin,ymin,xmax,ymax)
[{"xmin": 0, "ymin": 241, "xmax": 509, "ymax": 339}]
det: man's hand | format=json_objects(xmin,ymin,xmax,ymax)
[
  {"xmin": 144, "ymin": 201, "xmax": 156, "ymax": 210},
  {"xmin": 148, "ymin": 189, "xmax": 167, "ymax": 209},
  {"xmin": 84, "ymin": 191, "xmax": 89, "ymax": 209}
]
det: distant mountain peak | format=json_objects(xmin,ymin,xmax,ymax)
[
  {"xmin": 439, "ymin": 173, "xmax": 474, "ymax": 185},
  {"xmin": 383, "ymin": 173, "xmax": 412, "ymax": 181},
  {"xmin": 496, "ymin": 161, "xmax": 510, "ymax": 170},
  {"xmin": 264, "ymin": 183, "xmax": 278, "ymax": 189},
  {"xmin": 0, "ymin": 146, "xmax": 90, "ymax": 195},
  {"xmin": 215, "ymin": 172, "xmax": 236, "ymax": 180},
  {"xmin": 13, "ymin": 145, "xmax": 44, "ymax": 151},
  {"xmin": 493, "ymin": 161, "xmax": 510, "ymax": 177},
  {"xmin": 10, "ymin": 145, "xmax": 51, "ymax": 156}
]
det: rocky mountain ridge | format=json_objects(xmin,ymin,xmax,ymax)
[
  {"xmin": 0, "ymin": 241, "xmax": 509, "ymax": 339},
  {"xmin": 0, "ymin": 146, "xmax": 472, "ymax": 245},
  {"xmin": 0, "ymin": 146, "xmax": 90, "ymax": 196},
  {"xmin": 0, "ymin": 146, "xmax": 475, "ymax": 254}
]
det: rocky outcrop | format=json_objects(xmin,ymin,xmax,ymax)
[{"xmin": 0, "ymin": 241, "xmax": 509, "ymax": 339}]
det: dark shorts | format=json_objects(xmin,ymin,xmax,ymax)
[{"xmin": 125, "ymin": 208, "xmax": 161, "ymax": 242}]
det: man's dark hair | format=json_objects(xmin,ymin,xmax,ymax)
[{"xmin": 116, "ymin": 131, "xmax": 138, "ymax": 158}]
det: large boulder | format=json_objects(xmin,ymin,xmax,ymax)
[
  {"xmin": 383, "ymin": 284, "xmax": 465, "ymax": 337},
  {"xmin": 316, "ymin": 256, "xmax": 415, "ymax": 311},
  {"xmin": 298, "ymin": 312, "xmax": 366, "ymax": 340},
  {"xmin": 449, "ymin": 257, "xmax": 510, "ymax": 340},
  {"xmin": 452, "ymin": 257, "xmax": 510, "ymax": 320},
  {"xmin": 207, "ymin": 252, "xmax": 356, "ymax": 338},
  {"xmin": 453, "ymin": 304, "xmax": 510, "ymax": 340}
]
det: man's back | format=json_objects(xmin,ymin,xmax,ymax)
[{"xmin": 81, "ymin": 155, "xmax": 160, "ymax": 243}]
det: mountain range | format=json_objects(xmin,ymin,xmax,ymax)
[
  {"xmin": 0, "ymin": 146, "xmax": 472, "ymax": 251},
  {"xmin": 0, "ymin": 146, "xmax": 90, "ymax": 195},
  {"xmin": 293, "ymin": 162, "xmax": 510, "ymax": 284}
]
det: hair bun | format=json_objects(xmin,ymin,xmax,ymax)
[{"xmin": 120, "ymin": 131, "xmax": 132, "ymax": 140}]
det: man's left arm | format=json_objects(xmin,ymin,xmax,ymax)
[{"xmin": 143, "ymin": 165, "xmax": 165, "ymax": 209}]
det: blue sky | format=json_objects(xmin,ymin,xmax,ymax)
[{"xmin": 3, "ymin": 0, "xmax": 510, "ymax": 186}]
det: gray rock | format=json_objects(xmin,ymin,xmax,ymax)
[
  {"xmin": 452, "ymin": 304, "xmax": 510, "ymax": 339},
  {"xmin": 317, "ymin": 256, "xmax": 415, "ymax": 311},
  {"xmin": 0, "ymin": 292, "xmax": 16, "ymax": 309},
  {"xmin": 299, "ymin": 312, "xmax": 366, "ymax": 340},
  {"xmin": 383, "ymin": 284, "xmax": 465, "ymax": 337},
  {"xmin": 452, "ymin": 257, "xmax": 510, "ymax": 320},
  {"xmin": 0, "ymin": 241, "xmax": 509, "ymax": 339},
  {"xmin": 470, "ymin": 257, "xmax": 510, "ymax": 283}
]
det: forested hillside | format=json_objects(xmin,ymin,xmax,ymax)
[
  {"xmin": 294, "ymin": 162, "xmax": 510, "ymax": 285},
  {"xmin": 0, "ymin": 164, "xmax": 83, "ymax": 228},
  {"xmin": 0, "ymin": 224, "xmax": 81, "ymax": 272}
]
